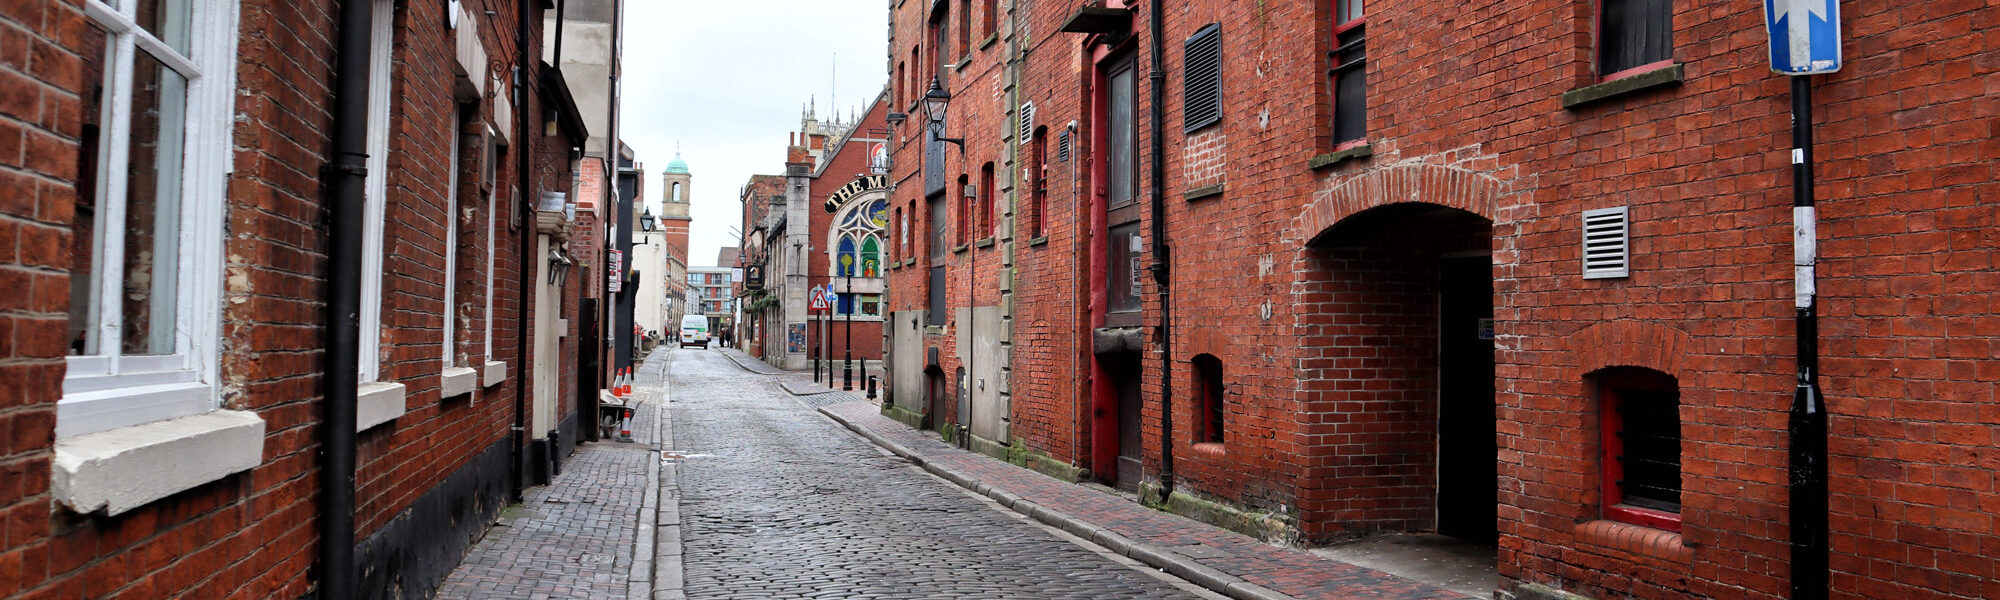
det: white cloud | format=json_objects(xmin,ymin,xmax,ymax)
[{"xmin": 620, "ymin": 0, "xmax": 888, "ymax": 267}]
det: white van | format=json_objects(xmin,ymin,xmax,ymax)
[{"xmin": 678, "ymin": 315, "xmax": 710, "ymax": 348}]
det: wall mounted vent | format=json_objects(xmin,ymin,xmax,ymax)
[{"xmin": 1582, "ymin": 206, "xmax": 1630, "ymax": 279}]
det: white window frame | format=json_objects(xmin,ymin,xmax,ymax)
[
  {"xmin": 443, "ymin": 120, "xmax": 462, "ymax": 369},
  {"xmin": 60, "ymin": 0, "xmax": 238, "ymax": 440},
  {"xmin": 359, "ymin": 0, "xmax": 393, "ymax": 384}
]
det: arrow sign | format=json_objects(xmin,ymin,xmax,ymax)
[{"xmin": 1765, "ymin": 0, "xmax": 1841, "ymax": 74}]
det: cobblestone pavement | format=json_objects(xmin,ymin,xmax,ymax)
[
  {"xmin": 672, "ymin": 349, "xmax": 1209, "ymax": 599},
  {"xmin": 818, "ymin": 400, "xmax": 1475, "ymax": 600},
  {"xmin": 436, "ymin": 352, "xmax": 669, "ymax": 600}
]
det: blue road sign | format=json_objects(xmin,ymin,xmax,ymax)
[{"xmin": 1765, "ymin": 0, "xmax": 1841, "ymax": 74}]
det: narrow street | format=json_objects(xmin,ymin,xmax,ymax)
[{"xmin": 668, "ymin": 349, "xmax": 1213, "ymax": 599}]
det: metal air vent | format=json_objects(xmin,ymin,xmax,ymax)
[
  {"xmin": 1183, "ymin": 24, "xmax": 1222, "ymax": 132},
  {"xmin": 1057, "ymin": 130, "xmax": 1071, "ymax": 162},
  {"xmin": 1582, "ymin": 206, "xmax": 1630, "ymax": 279},
  {"xmin": 1019, "ymin": 102, "xmax": 1036, "ymax": 143}
]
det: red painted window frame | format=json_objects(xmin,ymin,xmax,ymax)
[
  {"xmin": 1329, "ymin": 3, "xmax": 1367, "ymax": 150},
  {"xmin": 1599, "ymin": 372, "xmax": 1683, "ymax": 532},
  {"xmin": 957, "ymin": 0, "xmax": 972, "ymax": 60},
  {"xmin": 957, "ymin": 173, "xmax": 972, "ymax": 246},
  {"xmin": 982, "ymin": 0, "xmax": 998, "ymax": 39},
  {"xmin": 1594, "ymin": 0, "xmax": 1674, "ymax": 81},
  {"xmin": 1028, "ymin": 127, "xmax": 1047, "ymax": 239}
]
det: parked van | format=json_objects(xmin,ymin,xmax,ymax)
[{"xmin": 679, "ymin": 315, "xmax": 710, "ymax": 348}]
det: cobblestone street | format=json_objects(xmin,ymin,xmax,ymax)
[{"xmin": 670, "ymin": 349, "xmax": 1213, "ymax": 599}]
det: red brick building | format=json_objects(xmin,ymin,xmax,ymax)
[
  {"xmin": 884, "ymin": 0, "xmax": 1999, "ymax": 598},
  {"xmin": 737, "ymin": 99, "xmax": 892, "ymax": 374},
  {"xmin": 0, "ymin": 0, "xmax": 612, "ymax": 597}
]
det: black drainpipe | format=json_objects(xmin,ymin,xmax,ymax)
[
  {"xmin": 1146, "ymin": 0, "xmax": 1174, "ymax": 499},
  {"xmin": 320, "ymin": 0, "xmax": 372, "ymax": 596},
  {"xmin": 509, "ymin": 0, "xmax": 536, "ymax": 504}
]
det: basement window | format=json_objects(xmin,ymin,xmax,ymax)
[{"xmin": 1597, "ymin": 367, "xmax": 1682, "ymax": 532}]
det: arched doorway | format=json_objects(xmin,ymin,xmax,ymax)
[{"xmin": 1301, "ymin": 202, "xmax": 1496, "ymax": 544}]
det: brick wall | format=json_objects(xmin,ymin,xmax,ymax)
[
  {"xmin": 893, "ymin": 0, "xmax": 2000, "ymax": 598},
  {"xmin": 1, "ymin": 0, "xmax": 564, "ymax": 596}
]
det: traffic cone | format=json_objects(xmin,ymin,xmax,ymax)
[
  {"xmin": 611, "ymin": 368, "xmax": 625, "ymax": 397},
  {"xmin": 620, "ymin": 368, "xmax": 633, "ymax": 396}
]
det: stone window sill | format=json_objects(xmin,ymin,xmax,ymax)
[
  {"xmin": 1028, "ymin": 235, "xmax": 1049, "ymax": 247},
  {"xmin": 482, "ymin": 360, "xmax": 507, "ymax": 387},
  {"xmin": 1184, "ymin": 183, "xmax": 1224, "ymax": 202},
  {"xmin": 53, "ymin": 410, "xmax": 266, "ymax": 516},
  {"xmin": 975, "ymin": 237, "xmax": 995, "ymax": 248},
  {"xmin": 979, "ymin": 33, "xmax": 998, "ymax": 51},
  {"xmin": 1562, "ymin": 63, "xmax": 1685, "ymax": 109},
  {"xmin": 1307, "ymin": 144, "xmax": 1373, "ymax": 170},
  {"xmin": 357, "ymin": 381, "xmax": 407, "ymax": 431},
  {"xmin": 953, "ymin": 244, "xmax": 969, "ymax": 254},
  {"xmin": 441, "ymin": 366, "xmax": 479, "ymax": 399}
]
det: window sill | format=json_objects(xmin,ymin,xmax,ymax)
[
  {"xmin": 53, "ymin": 410, "xmax": 266, "ymax": 516},
  {"xmin": 441, "ymin": 366, "xmax": 479, "ymax": 399},
  {"xmin": 1307, "ymin": 144, "xmax": 1373, "ymax": 170},
  {"xmin": 1189, "ymin": 442, "xmax": 1226, "ymax": 460},
  {"xmin": 975, "ymin": 237, "xmax": 995, "ymax": 248},
  {"xmin": 979, "ymin": 33, "xmax": 998, "ymax": 51},
  {"xmin": 953, "ymin": 244, "xmax": 969, "ymax": 254},
  {"xmin": 1028, "ymin": 235, "xmax": 1049, "ymax": 247},
  {"xmin": 955, "ymin": 56, "xmax": 973, "ymax": 71},
  {"xmin": 482, "ymin": 360, "xmax": 507, "ymax": 387},
  {"xmin": 1562, "ymin": 63, "xmax": 1685, "ymax": 109},
  {"xmin": 1184, "ymin": 183, "xmax": 1224, "ymax": 202},
  {"xmin": 1574, "ymin": 518, "xmax": 1692, "ymax": 563},
  {"xmin": 923, "ymin": 325, "xmax": 946, "ymax": 336},
  {"xmin": 357, "ymin": 381, "xmax": 408, "ymax": 432}
]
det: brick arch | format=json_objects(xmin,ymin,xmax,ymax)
[
  {"xmin": 1566, "ymin": 321, "xmax": 1696, "ymax": 378},
  {"xmin": 1287, "ymin": 164, "xmax": 1502, "ymax": 244}
]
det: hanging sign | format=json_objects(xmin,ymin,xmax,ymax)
[
  {"xmin": 1764, "ymin": 0, "xmax": 1841, "ymax": 74},
  {"xmin": 824, "ymin": 174, "xmax": 888, "ymax": 213}
]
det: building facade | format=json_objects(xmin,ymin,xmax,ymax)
[
  {"xmin": 0, "ymin": 0, "xmax": 619, "ymax": 597},
  {"xmin": 883, "ymin": 0, "xmax": 2000, "ymax": 599},
  {"xmin": 734, "ymin": 99, "xmax": 893, "ymax": 372}
]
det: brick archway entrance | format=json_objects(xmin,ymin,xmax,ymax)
[{"xmin": 1294, "ymin": 202, "xmax": 1497, "ymax": 544}]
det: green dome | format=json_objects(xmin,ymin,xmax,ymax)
[{"xmin": 665, "ymin": 153, "xmax": 690, "ymax": 174}]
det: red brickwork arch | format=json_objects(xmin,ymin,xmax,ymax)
[
  {"xmin": 1288, "ymin": 164, "xmax": 1502, "ymax": 244},
  {"xmin": 1566, "ymin": 321, "xmax": 1695, "ymax": 378}
]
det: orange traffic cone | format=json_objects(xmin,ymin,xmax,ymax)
[{"xmin": 620, "ymin": 368, "xmax": 633, "ymax": 396}]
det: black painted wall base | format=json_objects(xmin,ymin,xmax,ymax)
[{"xmin": 349, "ymin": 437, "xmax": 512, "ymax": 600}]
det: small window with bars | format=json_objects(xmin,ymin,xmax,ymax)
[
  {"xmin": 1598, "ymin": 367, "xmax": 1682, "ymax": 532},
  {"xmin": 1329, "ymin": 0, "xmax": 1367, "ymax": 145},
  {"xmin": 1183, "ymin": 24, "xmax": 1222, "ymax": 133},
  {"xmin": 1582, "ymin": 207, "xmax": 1629, "ymax": 279}
]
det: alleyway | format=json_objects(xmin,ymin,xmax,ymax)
[
  {"xmin": 669, "ymin": 349, "xmax": 1211, "ymax": 599},
  {"xmin": 434, "ymin": 347, "xmax": 1483, "ymax": 599}
]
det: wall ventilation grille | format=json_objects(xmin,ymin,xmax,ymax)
[
  {"xmin": 1019, "ymin": 102, "xmax": 1036, "ymax": 143},
  {"xmin": 1582, "ymin": 206, "xmax": 1630, "ymax": 279}
]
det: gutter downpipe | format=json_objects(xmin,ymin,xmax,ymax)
[
  {"xmin": 1146, "ymin": 0, "xmax": 1173, "ymax": 499},
  {"xmin": 509, "ymin": 0, "xmax": 536, "ymax": 504},
  {"xmin": 321, "ymin": 0, "xmax": 372, "ymax": 596}
]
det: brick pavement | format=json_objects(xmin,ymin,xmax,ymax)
[
  {"xmin": 820, "ymin": 400, "xmax": 1477, "ymax": 600},
  {"xmin": 671, "ymin": 349, "xmax": 1211, "ymax": 599},
  {"xmin": 436, "ymin": 352, "xmax": 670, "ymax": 600}
]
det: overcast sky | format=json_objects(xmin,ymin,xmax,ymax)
[{"xmin": 621, "ymin": 0, "xmax": 888, "ymax": 268}]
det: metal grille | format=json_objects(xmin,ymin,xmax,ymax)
[
  {"xmin": 1613, "ymin": 387, "xmax": 1681, "ymax": 511},
  {"xmin": 1582, "ymin": 206, "xmax": 1630, "ymax": 279},
  {"xmin": 1057, "ymin": 130, "xmax": 1071, "ymax": 162},
  {"xmin": 1019, "ymin": 101, "xmax": 1036, "ymax": 143},
  {"xmin": 1182, "ymin": 24, "xmax": 1223, "ymax": 133}
]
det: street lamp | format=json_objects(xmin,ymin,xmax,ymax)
[
  {"xmin": 640, "ymin": 208, "xmax": 656, "ymax": 232},
  {"xmin": 922, "ymin": 77, "xmax": 963, "ymax": 149}
]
